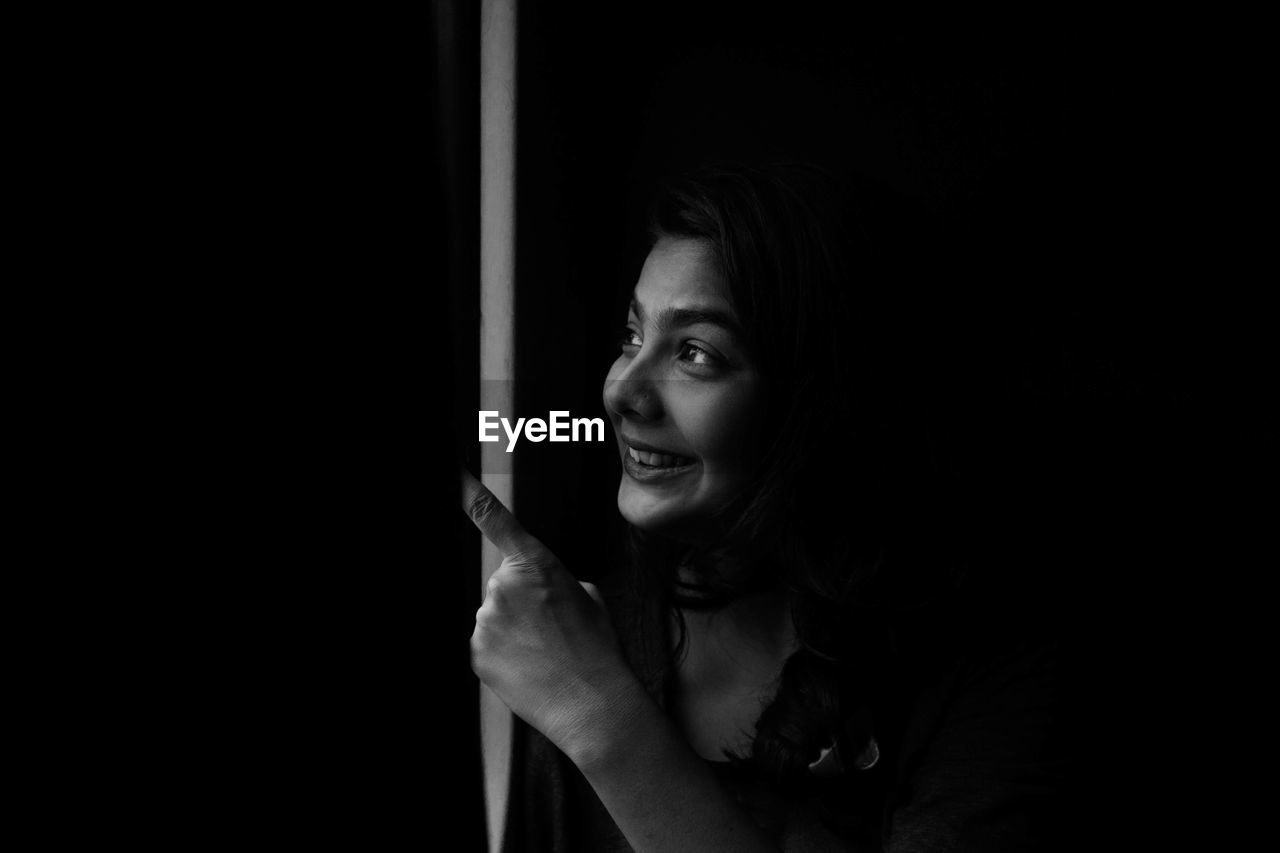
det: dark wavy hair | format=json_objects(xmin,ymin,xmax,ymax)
[{"xmin": 627, "ymin": 162, "xmax": 963, "ymax": 800}]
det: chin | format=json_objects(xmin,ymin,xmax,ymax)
[
  {"xmin": 617, "ymin": 485, "xmax": 679, "ymax": 532},
  {"xmin": 616, "ymin": 482, "xmax": 726, "ymax": 544}
]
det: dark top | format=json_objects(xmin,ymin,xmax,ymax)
[{"xmin": 501, "ymin": 570, "xmax": 1072, "ymax": 853}]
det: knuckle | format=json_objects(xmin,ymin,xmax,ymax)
[
  {"xmin": 514, "ymin": 561, "xmax": 542, "ymax": 579},
  {"xmin": 467, "ymin": 489, "xmax": 502, "ymax": 526},
  {"xmin": 508, "ymin": 548, "xmax": 539, "ymax": 564},
  {"xmin": 484, "ymin": 583, "xmax": 510, "ymax": 607},
  {"xmin": 511, "ymin": 557, "xmax": 551, "ymax": 583}
]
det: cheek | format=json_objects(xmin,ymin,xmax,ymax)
[{"xmin": 682, "ymin": 384, "xmax": 763, "ymax": 470}]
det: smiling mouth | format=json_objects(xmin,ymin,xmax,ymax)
[
  {"xmin": 622, "ymin": 444, "xmax": 698, "ymax": 481},
  {"xmin": 626, "ymin": 446, "xmax": 695, "ymax": 469}
]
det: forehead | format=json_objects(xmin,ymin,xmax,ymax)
[{"xmin": 633, "ymin": 237, "xmax": 731, "ymax": 312}]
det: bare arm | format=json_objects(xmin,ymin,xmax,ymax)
[{"xmin": 565, "ymin": 675, "xmax": 779, "ymax": 853}]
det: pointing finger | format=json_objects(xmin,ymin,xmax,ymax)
[{"xmin": 459, "ymin": 466, "xmax": 542, "ymax": 559}]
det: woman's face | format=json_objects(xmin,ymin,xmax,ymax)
[{"xmin": 602, "ymin": 237, "xmax": 764, "ymax": 541}]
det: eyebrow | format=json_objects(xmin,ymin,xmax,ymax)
[{"xmin": 629, "ymin": 297, "xmax": 742, "ymax": 336}]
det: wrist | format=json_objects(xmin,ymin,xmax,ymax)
[{"xmin": 559, "ymin": 673, "xmax": 660, "ymax": 774}]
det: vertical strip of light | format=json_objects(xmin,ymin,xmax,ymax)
[{"xmin": 479, "ymin": 0, "xmax": 516, "ymax": 850}]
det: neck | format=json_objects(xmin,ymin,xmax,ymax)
[{"xmin": 676, "ymin": 582, "xmax": 797, "ymax": 659}]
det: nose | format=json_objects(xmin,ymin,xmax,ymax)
[{"xmin": 603, "ymin": 357, "xmax": 663, "ymax": 422}]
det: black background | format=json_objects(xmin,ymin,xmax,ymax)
[{"xmin": 81, "ymin": 4, "xmax": 1259, "ymax": 849}]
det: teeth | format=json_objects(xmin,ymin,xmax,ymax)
[{"xmin": 628, "ymin": 447, "xmax": 690, "ymax": 467}]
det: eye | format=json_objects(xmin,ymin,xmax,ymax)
[
  {"xmin": 618, "ymin": 326, "xmax": 642, "ymax": 352},
  {"xmin": 678, "ymin": 342, "xmax": 720, "ymax": 367}
]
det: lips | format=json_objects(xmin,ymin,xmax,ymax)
[
  {"xmin": 620, "ymin": 434, "xmax": 695, "ymax": 468},
  {"xmin": 627, "ymin": 446, "xmax": 694, "ymax": 468},
  {"xmin": 619, "ymin": 435, "xmax": 697, "ymax": 480}
]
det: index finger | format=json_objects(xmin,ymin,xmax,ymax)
[{"xmin": 459, "ymin": 466, "xmax": 541, "ymax": 559}]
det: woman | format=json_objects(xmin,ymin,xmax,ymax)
[{"xmin": 462, "ymin": 164, "xmax": 1067, "ymax": 851}]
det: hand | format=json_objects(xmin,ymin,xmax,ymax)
[{"xmin": 460, "ymin": 468, "xmax": 644, "ymax": 762}]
